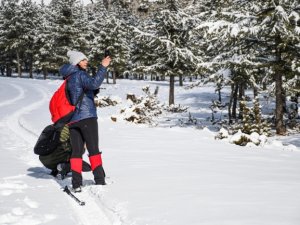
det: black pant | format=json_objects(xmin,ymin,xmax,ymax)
[
  {"xmin": 69, "ymin": 118, "xmax": 100, "ymax": 158},
  {"xmin": 69, "ymin": 118, "xmax": 104, "ymax": 187}
]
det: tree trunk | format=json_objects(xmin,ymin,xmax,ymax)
[
  {"xmin": 274, "ymin": 36, "xmax": 286, "ymax": 135},
  {"xmin": 228, "ymin": 83, "xmax": 235, "ymax": 124},
  {"xmin": 6, "ymin": 64, "xmax": 12, "ymax": 77},
  {"xmin": 106, "ymin": 70, "xmax": 110, "ymax": 84},
  {"xmin": 29, "ymin": 65, "xmax": 33, "ymax": 79},
  {"xmin": 29, "ymin": 56, "xmax": 33, "ymax": 79},
  {"xmin": 42, "ymin": 67, "xmax": 48, "ymax": 80},
  {"xmin": 169, "ymin": 75, "xmax": 175, "ymax": 105},
  {"xmin": 218, "ymin": 88, "xmax": 222, "ymax": 102},
  {"xmin": 113, "ymin": 70, "xmax": 116, "ymax": 84},
  {"xmin": 179, "ymin": 74, "xmax": 183, "ymax": 86},
  {"xmin": 16, "ymin": 51, "xmax": 22, "ymax": 77},
  {"xmin": 253, "ymin": 86, "xmax": 258, "ymax": 98},
  {"xmin": 275, "ymin": 71, "xmax": 286, "ymax": 135},
  {"xmin": 238, "ymin": 82, "xmax": 245, "ymax": 119},
  {"xmin": 0, "ymin": 66, "xmax": 4, "ymax": 76},
  {"xmin": 154, "ymin": 86, "xmax": 159, "ymax": 96},
  {"xmin": 232, "ymin": 83, "xmax": 239, "ymax": 119},
  {"xmin": 238, "ymin": 82, "xmax": 245, "ymax": 99}
]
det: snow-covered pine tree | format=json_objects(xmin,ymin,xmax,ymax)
[
  {"xmin": 195, "ymin": 0, "xmax": 300, "ymax": 135},
  {"xmin": 191, "ymin": 1, "xmax": 249, "ymax": 123},
  {"xmin": 0, "ymin": 0, "xmax": 14, "ymax": 76},
  {"xmin": 73, "ymin": 3, "xmax": 92, "ymax": 53},
  {"xmin": 251, "ymin": 96, "xmax": 272, "ymax": 136},
  {"xmin": 232, "ymin": 96, "xmax": 272, "ymax": 136},
  {"xmin": 131, "ymin": 18, "xmax": 158, "ymax": 80},
  {"xmin": 107, "ymin": 18, "xmax": 131, "ymax": 83},
  {"xmin": 33, "ymin": 0, "xmax": 55, "ymax": 79},
  {"xmin": 48, "ymin": 0, "xmax": 84, "ymax": 69},
  {"xmin": 91, "ymin": 0, "xmax": 131, "ymax": 84},
  {"xmin": 0, "ymin": 0, "xmax": 39, "ymax": 77},
  {"xmin": 247, "ymin": 0, "xmax": 300, "ymax": 135},
  {"xmin": 252, "ymin": 97, "xmax": 262, "ymax": 134},
  {"xmin": 0, "ymin": 0, "xmax": 24, "ymax": 77},
  {"xmin": 19, "ymin": 0, "xmax": 40, "ymax": 78},
  {"xmin": 86, "ymin": 0, "xmax": 107, "ymax": 70},
  {"xmin": 133, "ymin": 0, "xmax": 199, "ymax": 105},
  {"xmin": 239, "ymin": 97, "xmax": 252, "ymax": 134}
]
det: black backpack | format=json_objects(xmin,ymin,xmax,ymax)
[{"xmin": 34, "ymin": 125, "xmax": 62, "ymax": 156}]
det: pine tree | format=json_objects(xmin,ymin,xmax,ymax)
[
  {"xmin": 19, "ymin": 0, "xmax": 40, "ymax": 78},
  {"xmin": 0, "ymin": 0, "xmax": 23, "ymax": 77},
  {"xmin": 247, "ymin": 0, "xmax": 300, "ymax": 135},
  {"xmin": 89, "ymin": 0, "xmax": 132, "ymax": 83},
  {"xmin": 251, "ymin": 96, "xmax": 272, "ymax": 136},
  {"xmin": 34, "ymin": 1, "xmax": 55, "ymax": 79},
  {"xmin": 195, "ymin": 0, "xmax": 300, "ymax": 135},
  {"xmin": 49, "ymin": 0, "xmax": 84, "ymax": 69},
  {"xmin": 133, "ymin": 0, "xmax": 199, "ymax": 105},
  {"xmin": 86, "ymin": 0, "xmax": 109, "ymax": 73},
  {"xmin": 252, "ymin": 97, "xmax": 262, "ymax": 133},
  {"xmin": 0, "ymin": 1, "xmax": 12, "ymax": 76},
  {"xmin": 0, "ymin": 0, "xmax": 40, "ymax": 77},
  {"xmin": 234, "ymin": 96, "xmax": 272, "ymax": 136},
  {"xmin": 239, "ymin": 97, "xmax": 252, "ymax": 134}
]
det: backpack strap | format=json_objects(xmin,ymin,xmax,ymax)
[{"xmin": 75, "ymin": 90, "xmax": 85, "ymax": 109}]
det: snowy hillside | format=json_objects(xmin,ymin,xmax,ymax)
[{"xmin": 0, "ymin": 76, "xmax": 300, "ymax": 225}]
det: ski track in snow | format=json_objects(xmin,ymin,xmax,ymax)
[
  {"xmin": 0, "ymin": 80, "xmax": 123, "ymax": 225},
  {"xmin": 4, "ymin": 85, "xmax": 48, "ymax": 144},
  {"xmin": 0, "ymin": 83, "xmax": 25, "ymax": 108}
]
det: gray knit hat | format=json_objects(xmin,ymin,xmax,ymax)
[{"xmin": 67, "ymin": 50, "xmax": 88, "ymax": 65}]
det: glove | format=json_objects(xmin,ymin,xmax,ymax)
[{"xmin": 93, "ymin": 88, "xmax": 100, "ymax": 97}]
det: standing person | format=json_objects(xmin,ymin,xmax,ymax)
[{"xmin": 59, "ymin": 50, "xmax": 111, "ymax": 192}]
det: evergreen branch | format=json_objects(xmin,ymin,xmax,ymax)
[
  {"xmin": 293, "ymin": 5, "xmax": 300, "ymax": 12},
  {"xmin": 257, "ymin": 7, "xmax": 276, "ymax": 17}
]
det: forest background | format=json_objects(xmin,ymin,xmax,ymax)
[{"xmin": 0, "ymin": 0, "xmax": 299, "ymax": 137}]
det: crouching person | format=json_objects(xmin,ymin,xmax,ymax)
[{"xmin": 38, "ymin": 125, "xmax": 91, "ymax": 179}]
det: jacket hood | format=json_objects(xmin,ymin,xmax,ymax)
[{"xmin": 59, "ymin": 64, "xmax": 80, "ymax": 79}]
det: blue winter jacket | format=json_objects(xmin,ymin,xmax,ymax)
[{"xmin": 59, "ymin": 64, "xmax": 107, "ymax": 123}]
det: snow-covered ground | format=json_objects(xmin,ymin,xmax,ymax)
[{"xmin": 0, "ymin": 76, "xmax": 300, "ymax": 225}]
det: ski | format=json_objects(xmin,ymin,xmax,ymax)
[{"xmin": 63, "ymin": 186, "xmax": 85, "ymax": 206}]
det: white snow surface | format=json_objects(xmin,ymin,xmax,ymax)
[{"xmin": 0, "ymin": 76, "xmax": 300, "ymax": 225}]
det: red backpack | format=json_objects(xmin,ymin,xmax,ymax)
[{"xmin": 49, "ymin": 78, "xmax": 83, "ymax": 124}]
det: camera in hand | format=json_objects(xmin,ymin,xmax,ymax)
[{"xmin": 104, "ymin": 49, "xmax": 110, "ymax": 57}]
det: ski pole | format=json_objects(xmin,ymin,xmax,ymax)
[{"xmin": 63, "ymin": 186, "xmax": 85, "ymax": 206}]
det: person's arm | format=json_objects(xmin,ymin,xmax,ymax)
[{"xmin": 81, "ymin": 57, "xmax": 111, "ymax": 90}]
